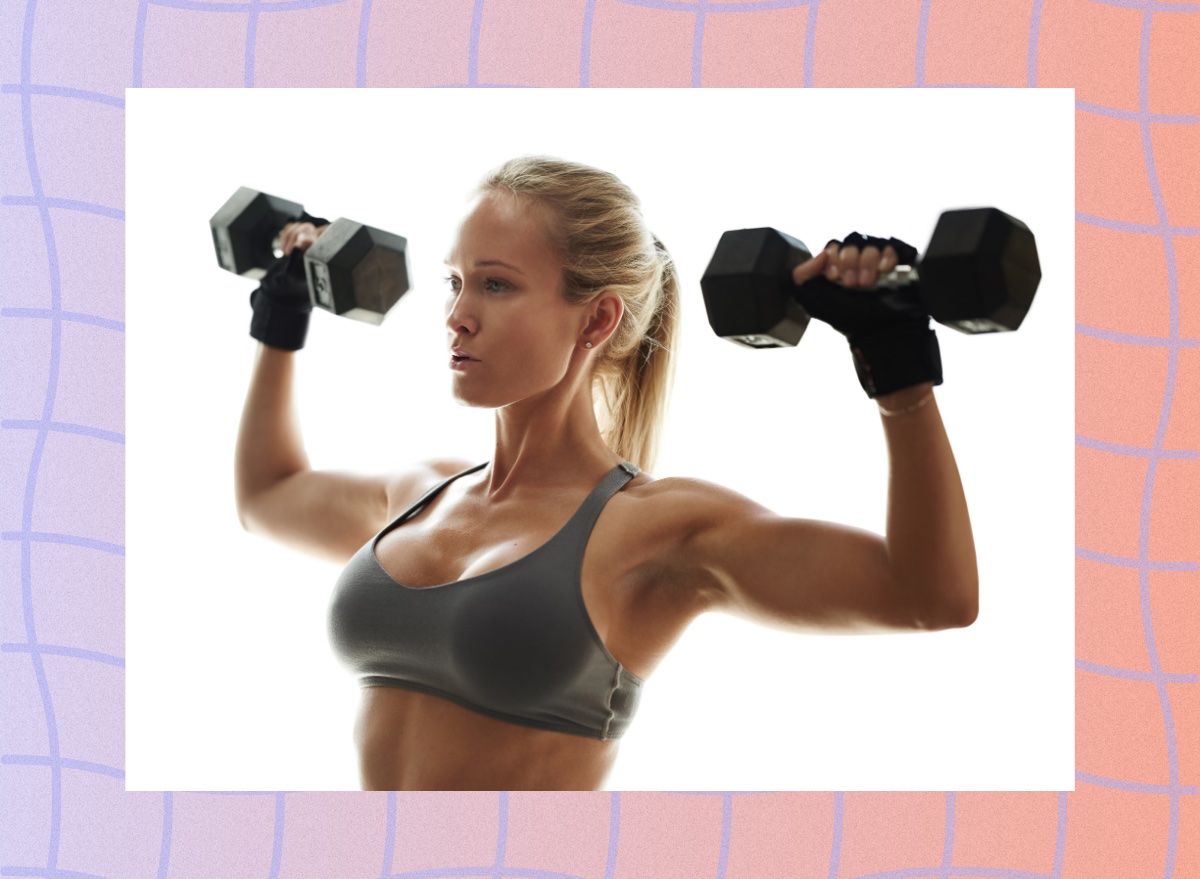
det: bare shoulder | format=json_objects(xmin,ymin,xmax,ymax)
[
  {"xmin": 384, "ymin": 457, "xmax": 479, "ymax": 517},
  {"xmin": 624, "ymin": 473, "xmax": 774, "ymax": 542},
  {"xmin": 614, "ymin": 472, "xmax": 776, "ymax": 609}
]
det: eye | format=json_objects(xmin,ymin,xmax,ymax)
[
  {"xmin": 483, "ymin": 278, "xmax": 508, "ymax": 294},
  {"xmin": 443, "ymin": 275, "xmax": 462, "ymax": 293}
]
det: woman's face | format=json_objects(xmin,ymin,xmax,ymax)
[{"xmin": 444, "ymin": 191, "xmax": 595, "ymax": 409}]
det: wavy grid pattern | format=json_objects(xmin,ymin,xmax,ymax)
[{"xmin": 1, "ymin": 0, "xmax": 1196, "ymax": 876}]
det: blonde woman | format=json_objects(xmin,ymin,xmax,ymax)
[{"xmin": 235, "ymin": 156, "xmax": 977, "ymax": 791}]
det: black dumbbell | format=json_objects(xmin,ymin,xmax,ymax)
[
  {"xmin": 210, "ymin": 187, "xmax": 305, "ymax": 278},
  {"xmin": 699, "ymin": 207, "xmax": 1042, "ymax": 348},
  {"xmin": 210, "ymin": 187, "xmax": 412, "ymax": 325}
]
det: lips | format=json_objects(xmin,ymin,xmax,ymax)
[{"xmin": 451, "ymin": 348, "xmax": 479, "ymax": 362}]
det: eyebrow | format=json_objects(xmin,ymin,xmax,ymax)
[{"xmin": 442, "ymin": 258, "xmax": 525, "ymax": 276}]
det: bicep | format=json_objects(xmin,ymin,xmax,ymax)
[
  {"xmin": 238, "ymin": 469, "xmax": 392, "ymax": 564},
  {"xmin": 238, "ymin": 459, "xmax": 473, "ymax": 565}
]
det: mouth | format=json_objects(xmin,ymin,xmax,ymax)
[{"xmin": 450, "ymin": 352, "xmax": 481, "ymax": 370}]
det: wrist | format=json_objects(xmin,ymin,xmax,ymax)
[
  {"xmin": 876, "ymin": 383, "xmax": 934, "ymax": 416},
  {"xmin": 848, "ymin": 321, "xmax": 943, "ymax": 399}
]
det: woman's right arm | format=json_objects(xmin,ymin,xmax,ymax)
[
  {"xmin": 234, "ymin": 343, "xmax": 394, "ymax": 564},
  {"xmin": 234, "ymin": 344, "xmax": 474, "ymax": 565},
  {"xmin": 234, "ymin": 223, "xmax": 472, "ymax": 564}
]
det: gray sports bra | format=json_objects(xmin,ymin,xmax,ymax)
[{"xmin": 327, "ymin": 461, "xmax": 644, "ymax": 741}]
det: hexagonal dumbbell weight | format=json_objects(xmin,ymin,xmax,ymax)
[
  {"xmin": 210, "ymin": 187, "xmax": 411, "ymax": 325},
  {"xmin": 209, "ymin": 187, "xmax": 305, "ymax": 279},
  {"xmin": 699, "ymin": 207, "xmax": 1042, "ymax": 348}
]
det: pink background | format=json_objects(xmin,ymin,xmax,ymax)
[{"xmin": 1, "ymin": 0, "xmax": 1196, "ymax": 876}]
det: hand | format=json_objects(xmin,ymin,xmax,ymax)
[
  {"xmin": 278, "ymin": 221, "xmax": 329, "ymax": 257},
  {"xmin": 792, "ymin": 240, "xmax": 902, "ymax": 290}
]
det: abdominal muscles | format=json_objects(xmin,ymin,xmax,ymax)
[{"xmin": 353, "ymin": 686, "xmax": 618, "ymax": 791}]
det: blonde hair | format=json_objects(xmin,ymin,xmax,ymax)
[{"xmin": 477, "ymin": 156, "xmax": 679, "ymax": 474}]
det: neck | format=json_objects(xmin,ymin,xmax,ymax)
[{"xmin": 482, "ymin": 378, "xmax": 620, "ymax": 501}]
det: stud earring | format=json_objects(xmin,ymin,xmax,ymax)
[{"xmin": 584, "ymin": 341, "xmax": 593, "ymax": 349}]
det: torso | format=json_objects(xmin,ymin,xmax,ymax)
[{"xmin": 355, "ymin": 460, "xmax": 719, "ymax": 790}]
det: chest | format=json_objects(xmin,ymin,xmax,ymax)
[{"xmin": 369, "ymin": 480, "xmax": 698, "ymax": 682}]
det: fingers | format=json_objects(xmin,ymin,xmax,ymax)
[
  {"xmin": 279, "ymin": 221, "xmax": 318, "ymax": 255},
  {"xmin": 823, "ymin": 242, "xmax": 900, "ymax": 287},
  {"xmin": 791, "ymin": 249, "xmax": 829, "ymax": 286}
]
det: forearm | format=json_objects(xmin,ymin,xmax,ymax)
[
  {"xmin": 876, "ymin": 382, "xmax": 978, "ymax": 628},
  {"xmin": 235, "ymin": 343, "xmax": 311, "ymax": 513}
]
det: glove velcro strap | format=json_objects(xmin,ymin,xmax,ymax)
[
  {"xmin": 249, "ymin": 289, "xmax": 311, "ymax": 351},
  {"xmin": 298, "ymin": 210, "xmax": 331, "ymax": 229},
  {"xmin": 848, "ymin": 321, "xmax": 943, "ymax": 399}
]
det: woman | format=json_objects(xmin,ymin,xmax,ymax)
[{"xmin": 235, "ymin": 156, "xmax": 978, "ymax": 791}]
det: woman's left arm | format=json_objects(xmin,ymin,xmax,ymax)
[{"xmin": 676, "ymin": 393, "xmax": 977, "ymax": 635}]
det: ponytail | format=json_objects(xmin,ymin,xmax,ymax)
[{"xmin": 479, "ymin": 157, "xmax": 681, "ymax": 473}]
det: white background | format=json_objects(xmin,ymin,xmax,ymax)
[{"xmin": 126, "ymin": 88, "xmax": 1074, "ymax": 791}]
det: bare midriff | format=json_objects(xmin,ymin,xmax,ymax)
[{"xmin": 354, "ymin": 685, "xmax": 619, "ymax": 790}]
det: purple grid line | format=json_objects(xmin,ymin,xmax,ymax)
[
  {"xmin": 1075, "ymin": 435, "xmax": 1196, "ymax": 460},
  {"xmin": 1027, "ymin": 0, "xmax": 1043, "ymax": 86},
  {"xmin": 1, "ymin": 755, "xmax": 123, "ymax": 779},
  {"xmin": 604, "ymin": 792, "xmax": 619, "ymax": 879},
  {"xmin": 1090, "ymin": 0, "xmax": 1197, "ymax": 11},
  {"xmin": 1, "ymin": 196, "xmax": 124, "ymax": 220},
  {"xmin": 2, "ymin": 643, "xmax": 125, "ymax": 668},
  {"xmin": 245, "ymin": 0, "xmax": 260, "ymax": 87},
  {"xmin": 1, "ymin": 532, "xmax": 125, "ymax": 555},
  {"xmin": 384, "ymin": 870, "xmax": 593, "ymax": 879},
  {"xmin": 1051, "ymin": 792, "xmax": 1067, "ymax": 879},
  {"xmin": 845, "ymin": 868, "xmax": 1052, "ymax": 879},
  {"xmin": 691, "ymin": 0, "xmax": 707, "ymax": 88},
  {"xmin": 468, "ymin": 0, "xmax": 484, "ymax": 87},
  {"xmin": 0, "ymin": 310, "xmax": 125, "ymax": 332},
  {"xmin": 914, "ymin": 0, "xmax": 931, "ymax": 87},
  {"xmin": 1076, "ymin": 99, "xmax": 1198, "ymax": 124},
  {"xmin": 1075, "ymin": 210, "xmax": 1197, "ymax": 237},
  {"xmin": 133, "ymin": 0, "xmax": 149, "ymax": 87},
  {"xmin": 156, "ymin": 792, "xmax": 172, "ymax": 879},
  {"xmin": 380, "ymin": 791, "xmax": 397, "ymax": 878},
  {"xmin": 939, "ymin": 792, "xmax": 955, "ymax": 879},
  {"xmin": 715, "ymin": 793, "xmax": 731, "ymax": 878},
  {"xmin": 610, "ymin": 0, "xmax": 812, "ymax": 12},
  {"xmin": 269, "ymin": 793, "xmax": 284, "ymax": 879},
  {"xmin": 1076, "ymin": 659, "xmax": 1198, "ymax": 685},
  {"xmin": 803, "ymin": 2, "xmax": 817, "ymax": 87},
  {"xmin": 580, "ymin": 0, "xmax": 597, "ymax": 87},
  {"xmin": 2, "ymin": 421, "xmax": 125, "ymax": 445},
  {"xmin": 0, "ymin": 84, "xmax": 124, "ymax": 109},
  {"xmin": 356, "ymin": 0, "xmax": 372, "ymax": 87},
  {"xmin": 827, "ymin": 791, "xmax": 843, "ymax": 879},
  {"xmin": 1075, "ymin": 323, "xmax": 1199, "ymax": 349},
  {"xmin": 0, "ymin": 869, "xmax": 118, "ymax": 879},
  {"xmin": 11, "ymin": 0, "xmax": 75, "ymax": 868},
  {"xmin": 494, "ymin": 791, "xmax": 509, "ymax": 878},
  {"xmin": 1074, "ymin": 547, "xmax": 1197, "ymax": 572},
  {"xmin": 144, "ymin": 0, "xmax": 348, "ymax": 12},
  {"xmin": 1130, "ymin": 9, "xmax": 1189, "ymax": 875},
  {"xmin": 1075, "ymin": 772, "xmax": 1198, "ymax": 797}
]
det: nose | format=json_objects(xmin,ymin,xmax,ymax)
[{"xmin": 445, "ymin": 290, "xmax": 477, "ymax": 339}]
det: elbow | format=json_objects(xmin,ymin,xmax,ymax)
[
  {"xmin": 924, "ymin": 583, "xmax": 978, "ymax": 630},
  {"xmin": 235, "ymin": 494, "xmax": 258, "ymax": 534},
  {"xmin": 944, "ymin": 597, "xmax": 978, "ymax": 629}
]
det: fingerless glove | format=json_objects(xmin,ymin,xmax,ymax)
[
  {"xmin": 247, "ymin": 211, "xmax": 330, "ymax": 351},
  {"xmin": 799, "ymin": 232, "xmax": 943, "ymax": 399}
]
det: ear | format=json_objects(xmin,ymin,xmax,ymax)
[{"xmin": 582, "ymin": 290, "xmax": 624, "ymax": 345}]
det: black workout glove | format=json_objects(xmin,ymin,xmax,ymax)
[
  {"xmin": 797, "ymin": 232, "xmax": 943, "ymax": 399},
  {"xmin": 247, "ymin": 211, "xmax": 330, "ymax": 352}
]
